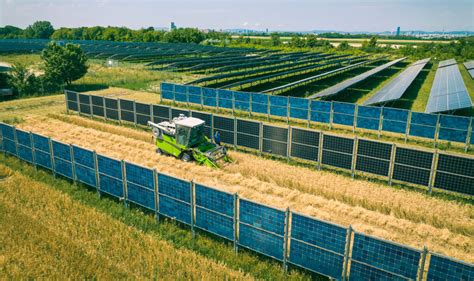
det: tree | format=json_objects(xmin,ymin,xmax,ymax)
[
  {"xmin": 306, "ymin": 34, "xmax": 319, "ymax": 48},
  {"xmin": 163, "ymin": 28, "xmax": 205, "ymax": 44},
  {"xmin": 270, "ymin": 33, "xmax": 281, "ymax": 46},
  {"xmin": 7, "ymin": 64, "xmax": 38, "ymax": 97},
  {"xmin": 338, "ymin": 41, "xmax": 350, "ymax": 50},
  {"xmin": 290, "ymin": 35, "xmax": 305, "ymax": 48},
  {"xmin": 41, "ymin": 41, "xmax": 88, "ymax": 86},
  {"xmin": 25, "ymin": 21, "xmax": 54, "ymax": 39}
]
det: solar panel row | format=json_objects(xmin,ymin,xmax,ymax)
[
  {"xmin": 438, "ymin": 58, "xmax": 457, "ymax": 68},
  {"xmin": 425, "ymin": 62, "xmax": 472, "ymax": 113},
  {"xmin": 309, "ymin": 57, "xmax": 407, "ymax": 99},
  {"xmin": 363, "ymin": 58, "xmax": 430, "ymax": 106},
  {"xmin": 463, "ymin": 60, "xmax": 474, "ymax": 70}
]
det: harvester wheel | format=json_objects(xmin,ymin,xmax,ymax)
[{"xmin": 181, "ymin": 152, "xmax": 192, "ymax": 162}]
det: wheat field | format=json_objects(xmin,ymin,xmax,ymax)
[
  {"xmin": 16, "ymin": 113, "xmax": 474, "ymax": 263},
  {"xmin": 0, "ymin": 163, "xmax": 255, "ymax": 279}
]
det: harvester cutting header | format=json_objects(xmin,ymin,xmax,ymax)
[{"xmin": 148, "ymin": 114, "xmax": 230, "ymax": 168}]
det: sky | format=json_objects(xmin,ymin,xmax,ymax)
[{"xmin": 1, "ymin": 0, "xmax": 473, "ymax": 32}]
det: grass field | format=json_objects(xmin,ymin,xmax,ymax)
[{"xmin": 0, "ymin": 156, "xmax": 316, "ymax": 280}]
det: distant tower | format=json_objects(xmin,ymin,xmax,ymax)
[
  {"xmin": 396, "ymin": 26, "xmax": 400, "ymax": 36},
  {"xmin": 170, "ymin": 22, "xmax": 177, "ymax": 30},
  {"xmin": 266, "ymin": 28, "xmax": 269, "ymax": 34}
]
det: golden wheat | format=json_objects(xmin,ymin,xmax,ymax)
[{"xmin": 17, "ymin": 114, "xmax": 474, "ymax": 263}]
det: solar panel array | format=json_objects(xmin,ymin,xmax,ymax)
[
  {"xmin": 2, "ymin": 122, "xmax": 473, "ymax": 280},
  {"xmin": 364, "ymin": 58, "xmax": 430, "ymax": 105},
  {"xmin": 309, "ymin": 57, "xmax": 407, "ymax": 99},
  {"xmin": 464, "ymin": 60, "xmax": 474, "ymax": 79},
  {"xmin": 425, "ymin": 60, "xmax": 472, "ymax": 113},
  {"xmin": 438, "ymin": 58, "xmax": 457, "ymax": 68}
]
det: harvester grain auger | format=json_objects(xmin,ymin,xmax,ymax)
[{"xmin": 148, "ymin": 114, "xmax": 231, "ymax": 168}]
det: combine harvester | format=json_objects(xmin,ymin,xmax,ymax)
[{"xmin": 148, "ymin": 115, "xmax": 230, "ymax": 168}]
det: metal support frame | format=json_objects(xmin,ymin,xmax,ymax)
[
  {"xmin": 13, "ymin": 126, "xmax": 19, "ymax": 157},
  {"xmin": 121, "ymin": 160, "xmax": 128, "ymax": 208},
  {"xmin": 89, "ymin": 95, "xmax": 93, "ymax": 118},
  {"xmin": 434, "ymin": 114, "xmax": 441, "ymax": 148},
  {"xmin": 76, "ymin": 92, "xmax": 80, "ymax": 116},
  {"xmin": 465, "ymin": 118, "xmax": 472, "ymax": 152},
  {"xmin": 65, "ymin": 91, "xmax": 70, "ymax": 114},
  {"xmin": 417, "ymin": 246, "xmax": 429, "ymax": 281},
  {"xmin": 190, "ymin": 180, "xmax": 196, "ymax": 238},
  {"xmin": 154, "ymin": 171, "xmax": 160, "ymax": 222},
  {"xmin": 94, "ymin": 151, "xmax": 100, "ymax": 197},
  {"xmin": 428, "ymin": 151, "xmax": 439, "ymax": 195},
  {"xmin": 70, "ymin": 145, "xmax": 77, "ymax": 184},
  {"xmin": 353, "ymin": 105, "xmax": 358, "ymax": 133},
  {"xmin": 117, "ymin": 98, "xmax": 122, "ymax": 125},
  {"xmin": 234, "ymin": 117, "xmax": 238, "ymax": 150},
  {"xmin": 233, "ymin": 193, "xmax": 239, "ymax": 253},
  {"xmin": 351, "ymin": 137, "xmax": 358, "ymax": 179},
  {"xmin": 103, "ymin": 96, "xmax": 108, "ymax": 121},
  {"xmin": 287, "ymin": 125, "xmax": 291, "ymax": 161},
  {"xmin": 49, "ymin": 137, "xmax": 56, "ymax": 177},
  {"xmin": 342, "ymin": 225, "xmax": 353, "ymax": 280},
  {"xmin": 329, "ymin": 102, "xmax": 334, "ymax": 130},
  {"xmin": 405, "ymin": 110, "xmax": 412, "ymax": 143},
  {"xmin": 388, "ymin": 144, "xmax": 397, "ymax": 185},
  {"xmin": 377, "ymin": 108, "xmax": 384, "ymax": 138},
  {"xmin": 283, "ymin": 208, "xmax": 291, "ymax": 273},
  {"xmin": 317, "ymin": 132, "xmax": 324, "ymax": 170},
  {"xmin": 29, "ymin": 131, "xmax": 37, "ymax": 170},
  {"xmin": 133, "ymin": 100, "xmax": 137, "ymax": 127}
]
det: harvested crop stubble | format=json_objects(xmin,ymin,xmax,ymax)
[
  {"xmin": 0, "ymin": 164, "xmax": 252, "ymax": 280},
  {"xmin": 18, "ymin": 114, "xmax": 474, "ymax": 263}
]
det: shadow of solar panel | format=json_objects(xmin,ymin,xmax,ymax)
[
  {"xmin": 263, "ymin": 125, "xmax": 287, "ymax": 142},
  {"xmin": 195, "ymin": 184, "xmax": 234, "ymax": 216},
  {"xmin": 68, "ymin": 101, "xmax": 78, "ymax": 111},
  {"xmin": 120, "ymin": 99, "xmax": 133, "ymax": 111},
  {"xmin": 16, "ymin": 129, "xmax": 31, "ymax": 147},
  {"xmin": 161, "ymin": 82, "xmax": 174, "ymax": 92},
  {"xmin": 158, "ymin": 174, "xmax": 190, "ymax": 202},
  {"xmin": 395, "ymin": 147, "xmax": 433, "ymax": 169},
  {"xmin": 322, "ymin": 150, "xmax": 353, "ymax": 170},
  {"xmin": 291, "ymin": 213, "xmax": 346, "ymax": 253},
  {"xmin": 357, "ymin": 106, "xmax": 381, "ymax": 130},
  {"xmin": 289, "ymin": 240, "xmax": 344, "ymax": 279},
  {"xmin": 161, "ymin": 91, "xmax": 174, "ymax": 100},
  {"xmin": 18, "ymin": 145, "xmax": 33, "ymax": 163},
  {"xmin": 127, "ymin": 182, "xmax": 155, "ymax": 210},
  {"xmin": 153, "ymin": 105, "xmax": 169, "ymax": 119},
  {"xmin": 75, "ymin": 165, "xmax": 97, "ymax": 187},
  {"xmin": 106, "ymin": 109, "xmax": 119, "ymax": 120},
  {"xmin": 238, "ymin": 223, "xmax": 284, "ymax": 260},
  {"xmin": 125, "ymin": 162, "xmax": 153, "ymax": 190},
  {"xmin": 97, "ymin": 155, "xmax": 122, "ymax": 179},
  {"xmin": 52, "ymin": 141, "xmax": 71, "ymax": 161},
  {"xmin": 171, "ymin": 108, "xmax": 189, "ymax": 118},
  {"xmin": 99, "ymin": 174, "xmax": 123, "ymax": 198},
  {"xmin": 393, "ymin": 164, "xmax": 431, "ymax": 186},
  {"xmin": 239, "ymin": 199, "xmax": 285, "ymax": 235},
  {"xmin": 159, "ymin": 195, "xmax": 191, "ymax": 224},
  {"xmin": 79, "ymin": 103, "xmax": 91, "ymax": 115},
  {"xmin": 195, "ymin": 207, "xmax": 234, "ymax": 240},
  {"xmin": 34, "ymin": 149, "xmax": 52, "ymax": 169},
  {"xmin": 54, "ymin": 157, "xmax": 73, "ymax": 179},
  {"xmin": 120, "ymin": 110, "xmax": 134, "ymax": 122},
  {"xmin": 349, "ymin": 261, "xmax": 406, "ymax": 281},
  {"xmin": 92, "ymin": 105, "xmax": 104, "ymax": 117},
  {"xmin": 66, "ymin": 91, "xmax": 77, "ymax": 102},
  {"xmin": 175, "ymin": 84, "xmax": 187, "ymax": 94},
  {"xmin": 0, "ymin": 123, "xmax": 14, "ymax": 140},
  {"xmin": 105, "ymin": 98, "xmax": 118, "ymax": 110},
  {"xmin": 427, "ymin": 253, "xmax": 474, "ymax": 281},
  {"xmin": 79, "ymin": 94, "xmax": 90, "ymax": 104},
  {"xmin": 91, "ymin": 95, "xmax": 103, "ymax": 106},
  {"xmin": 72, "ymin": 146, "xmax": 94, "ymax": 168},
  {"xmin": 323, "ymin": 135, "xmax": 353, "ymax": 154},
  {"xmin": 352, "ymin": 233, "xmax": 421, "ymax": 279},
  {"xmin": 135, "ymin": 102, "xmax": 150, "ymax": 115}
]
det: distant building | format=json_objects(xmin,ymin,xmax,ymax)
[
  {"xmin": 396, "ymin": 26, "xmax": 400, "ymax": 36},
  {"xmin": 266, "ymin": 28, "xmax": 269, "ymax": 34},
  {"xmin": 170, "ymin": 22, "xmax": 177, "ymax": 30}
]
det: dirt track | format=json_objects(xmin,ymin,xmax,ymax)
[{"xmin": 18, "ymin": 113, "xmax": 474, "ymax": 262}]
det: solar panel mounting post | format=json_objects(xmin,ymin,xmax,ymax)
[
  {"xmin": 49, "ymin": 137, "xmax": 56, "ymax": 178},
  {"xmin": 342, "ymin": 225, "xmax": 354, "ymax": 281},
  {"xmin": 89, "ymin": 95, "xmax": 93, "ymax": 119},
  {"xmin": 283, "ymin": 208, "xmax": 290, "ymax": 273},
  {"xmin": 117, "ymin": 98, "xmax": 122, "ymax": 125},
  {"xmin": 465, "ymin": 118, "xmax": 472, "ymax": 152},
  {"xmin": 121, "ymin": 160, "xmax": 129, "ymax": 208},
  {"xmin": 93, "ymin": 151, "xmax": 101, "ymax": 198},
  {"xmin": 154, "ymin": 171, "xmax": 160, "ymax": 223},
  {"xmin": 388, "ymin": 144, "xmax": 396, "ymax": 186},
  {"xmin": 70, "ymin": 144, "xmax": 77, "ymax": 185},
  {"xmin": 417, "ymin": 246, "xmax": 429, "ymax": 281},
  {"xmin": 428, "ymin": 151, "xmax": 438, "ymax": 195},
  {"xmin": 29, "ymin": 131, "xmax": 37, "ymax": 171},
  {"xmin": 190, "ymin": 180, "xmax": 196, "ymax": 239},
  {"xmin": 233, "ymin": 193, "xmax": 239, "ymax": 253},
  {"xmin": 405, "ymin": 111, "xmax": 411, "ymax": 143}
]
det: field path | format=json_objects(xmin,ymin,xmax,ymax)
[{"xmin": 17, "ymin": 114, "xmax": 474, "ymax": 263}]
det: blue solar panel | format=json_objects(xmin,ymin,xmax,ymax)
[
  {"xmin": 218, "ymin": 89, "xmax": 233, "ymax": 109},
  {"xmin": 34, "ymin": 150, "xmax": 52, "ymax": 170},
  {"xmin": 438, "ymin": 128, "xmax": 468, "ymax": 143},
  {"xmin": 0, "ymin": 123, "xmax": 15, "ymax": 140},
  {"xmin": 289, "ymin": 97, "xmax": 309, "ymax": 120},
  {"xmin": 127, "ymin": 182, "xmax": 155, "ymax": 210},
  {"xmin": 291, "ymin": 213, "xmax": 347, "ymax": 254},
  {"xmin": 203, "ymin": 88, "xmax": 217, "ymax": 107},
  {"xmin": 161, "ymin": 82, "xmax": 174, "ymax": 92},
  {"xmin": 175, "ymin": 84, "xmax": 187, "ymax": 94},
  {"xmin": 239, "ymin": 199, "xmax": 285, "ymax": 235},
  {"xmin": 97, "ymin": 154, "xmax": 122, "ymax": 179},
  {"xmin": 289, "ymin": 240, "xmax": 344, "ymax": 279},
  {"xmin": 161, "ymin": 91, "xmax": 174, "ymax": 100},
  {"xmin": 251, "ymin": 93, "xmax": 269, "ymax": 114},
  {"xmin": 427, "ymin": 254, "xmax": 474, "ymax": 281},
  {"xmin": 99, "ymin": 174, "xmax": 123, "ymax": 198},
  {"xmin": 32, "ymin": 133, "xmax": 50, "ymax": 153},
  {"xmin": 52, "ymin": 141, "xmax": 71, "ymax": 161},
  {"xmin": 3, "ymin": 139, "xmax": 17, "ymax": 155},
  {"xmin": 15, "ymin": 129, "xmax": 31, "ymax": 147},
  {"xmin": 349, "ymin": 261, "xmax": 406, "ymax": 281},
  {"xmin": 382, "ymin": 108, "xmax": 409, "ymax": 134},
  {"xmin": 158, "ymin": 174, "xmax": 190, "ymax": 202},
  {"xmin": 357, "ymin": 106, "xmax": 381, "ymax": 130},
  {"xmin": 195, "ymin": 184, "xmax": 234, "ymax": 217},
  {"xmin": 72, "ymin": 146, "xmax": 95, "ymax": 169},
  {"xmin": 409, "ymin": 112, "xmax": 438, "ymax": 139},
  {"xmin": 159, "ymin": 195, "xmax": 191, "ymax": 224},
  {"xmin": 195, "ymin": 207, "xmax": 234, "ymax": 240},
  {"xmin": 437, "ymin": 115, "xmax": 470, "ymax": 143},
  {"xmin": 352, "ymin": 233, "xmax": 420, "ymax": 279},
  {"xmin": 234, "ymin": 92, "xmax": 250, "ymax": 111},
  {"xmin": 269, "ymin": 96, "xmax": 288, "ymax": 117},
  {"xmin": 75, "ymin": 164, "xmax": 97, "ymax": 187},
  {"xmin": 175, "ymin": 92, "xmax": 187, "ymax": 102},
  {"xmin": 310, "ymin": 100, "xmax": 331, "ymax": 123},
  {"xmin": 125, "ymin": 162, "xmax": 154, "ymax": 190},
  {"xmin": 238, "ymin": 223, "xmax": 284, "ymax": 260},
  {"xmin": 54, "ymin": 157, "xmax": 73, "ymax": 179},
  {"xmin": 18, "ymin": 145, "xmax": 33, "ymax": 163}
]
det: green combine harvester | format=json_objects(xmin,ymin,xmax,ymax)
[{"xmin": 148, "ymin": 114, "xmax": 231, "ymax": 168}]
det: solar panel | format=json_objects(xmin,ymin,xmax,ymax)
[
  {"xmin": 468, "ymin": 69, "xmax": 474, "ymax": 80},
  {"xmin": 464, "ymin": 60, "xmax": 474, "ymax": 70},
  {"xmin": 310, "ymin": 57, "xmax": 406, "ymax": 99},
  {"xmin": 425, "ymin": 63, "xmax": 472, "ymax": 113},
  {"xmin": 364, "ymin": 58, "xmax": 430, "ymax": 105},
  {"xmin": 438, "ymin": 59, "xmax": 457, "ymax": 68}
]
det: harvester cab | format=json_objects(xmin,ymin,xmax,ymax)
[{"xmin": 148, "ymin": 114, "xmax": 231, "ymax": 168}]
